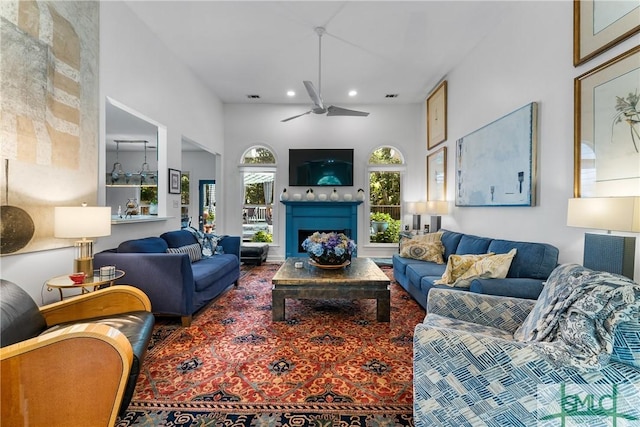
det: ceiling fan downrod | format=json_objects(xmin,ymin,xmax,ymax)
[{"xmin": 315, "ymin": 27, "xmax": 325, "ymax": 95}]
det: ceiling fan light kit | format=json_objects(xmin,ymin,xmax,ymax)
[{"xmin": 281, "ymin": 27, "xmax": 369, "ymax": 123}]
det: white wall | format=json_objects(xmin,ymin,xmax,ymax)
[
  {"xmin": 2, "ymin": 2, "xmax": 225, "ymax": 304},
  {"xmin": 441, "ymin": 1, "xmax": 640, "ymax": 280},
  {"xmin": 4, "ymin": 1, "xmax": 639, "ymax": 305},
  {"xmin": 223, "ymin": 103, "xmax": 424, "ymax": 260},
  {"xmin": 224, "ymin": 1, "xmax": 640, "ymax": 279}
]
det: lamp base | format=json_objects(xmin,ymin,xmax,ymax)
[
  {"xmin": 583, "ymin": 233, "xmax": 635, "ymax": 279},
  {"xmin": 74, "ymin": 257, "xmax": 94, "ymax": 278},
  {"xmin": 429, "ymin": 215, "xmax": 442, "ymax": 233},
  {"xmin": 412, "ymin": 214, "xmax": 421, "ymax": 231}
]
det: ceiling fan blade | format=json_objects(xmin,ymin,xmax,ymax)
[
  {"xmin": 281, "ymin": 110, "xmax": 312, "ymax": 122},
  {"xmin": 303, "ymin": 81, "xmax": 324, "ymax": 110},
  {"xmin": 326, "ymin": 105, "xmax": 370, "ymax": 117}
]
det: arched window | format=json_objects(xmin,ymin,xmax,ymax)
[
  {"xmin": 367, "ymin": 146, "xmax": 405, "ymax": 244},
  {"xmin": 240, "ymin": 146, "xmax": 276, "ymax": 243}
]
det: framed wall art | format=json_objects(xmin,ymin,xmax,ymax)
[
  {"xmin": 169, "ymin": 168, "xmax": 181, "ymax": 194},
  {"xmin": 427, "ymin": 80, "xmax": 447, "ymax": 149},
  {"xmin": 427, "ymin": 147, "xmax": 447, "ymax": 201},
  {"xmin": 574, "ymin": 0, "xmax": 640, "ymax": 66},
  {"xmin": 0, "ymin": 1, "xmax": 99, "ymax": 256},
  {"xmin": 455, "ymin": 102, "xmax": 538, "ymax": 207},
  {"xmin": 574, "ymin": 45, "xmax": 639, "ymax": 198}
]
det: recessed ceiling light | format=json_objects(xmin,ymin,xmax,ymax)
[
  {"xmin": 348, "ymin": 90, "xmax": 358, "ymax": 97},
  {"xmin": 287, "ymin": 90, "xmax": 295, "ymax": 97}
]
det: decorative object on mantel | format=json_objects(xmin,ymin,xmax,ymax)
[
  {"xmin": 306, "ymin": 188, "xmax": 315, "ymax": 200},
  {"xmin": 279, "ymin": 188, "xmax": 289, "ymax": 201},
  {"xmin": 356, "ymin": 188, "xmax": 365, "ymax": 201},
  {"xmin": 318, "ymin": 193, "xmax": 327, "ymax": 201},
  {"xmin": 330, "ymin": 188, "xmax": 339, "ymax": 201},
  {"xmin": 292, "ymin": 193, "xmax": 302, "ymax": 201},
  {"xmin": 343, "ymin": 193, "xmax": 352, "ymax": 201},
  {"xmin": 301, "ymin": 231, "xmax": 356, "ymax": 268}
]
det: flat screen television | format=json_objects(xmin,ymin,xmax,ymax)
[{"xmin": 289, "ymin": 149, "xmax": 354, "ymax": 187}]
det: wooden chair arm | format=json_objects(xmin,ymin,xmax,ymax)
[
  {"xmin": 40, "ymin": 285, "xmax": 152, "ymax": 326},
  {"xmin": 1, "ymin": 323, "xmax": 133, "ymax": 427}
]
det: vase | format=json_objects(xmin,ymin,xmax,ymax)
[{"xmin": 309, "ymin": 251, "xmax": 350, "ymax": 266}]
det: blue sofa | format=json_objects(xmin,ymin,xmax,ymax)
[
  {"xmin": 95, "ymin": 230, "xmax": 240, "ymax": 326},
  {"xmin": 393, "ymin": 229, "xmax": 559, "ymax": 308}
]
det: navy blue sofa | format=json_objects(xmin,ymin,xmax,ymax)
[
  {"xmin": 95, "ymin": 230, "xmax": 240, "ymax": 326},
  {"xmin": 392, "ymin": 229, "xmax": 559, "ymax": 309}
]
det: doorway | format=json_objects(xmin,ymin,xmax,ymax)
[{"xmin": 199, "ymin": 180, "xmax": 216, "ymax": 233}]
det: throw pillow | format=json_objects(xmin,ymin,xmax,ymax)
[
  {"xmin": 451, "ymin": 249, "xmax": 517, "ymax": 288},
  {"xmin": 399, "ymin": 240, "xmax": 445, "ymax": 264},
  {"xmin": 167, "ymin": 243, "xmax": 202, "ymax": 263},
  {"xmin": 411, "ymin": 232, "xmax": 444, "ymax": 243},
  {"xmin": 434, "ymin": 253, "xmax": 494, "ymax": 286}
]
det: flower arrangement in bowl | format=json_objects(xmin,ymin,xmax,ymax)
[{"xmin": 301, "ymin": 231, "xmax": 356, "ymax": 268}]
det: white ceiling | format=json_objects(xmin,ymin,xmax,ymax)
[
  {"xmin": 108, "ymin": 1, "xmax": 514, "ymax": 150},
  {"xmin": 123, "ymin": 1, "xmax": 513, "ymax": 106}
]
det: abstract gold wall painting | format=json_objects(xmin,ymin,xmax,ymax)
[{"xmin": 0, "ymin": 1, "xmax": 99, "ymax": 255}]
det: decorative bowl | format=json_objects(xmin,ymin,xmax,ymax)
[{"xmin": 69, "ymin": 273, "xmax": 86, "ymax": 284}]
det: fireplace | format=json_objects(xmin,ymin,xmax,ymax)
[{"xmin": 282, "ymin": 201, "xmax": 362, "ymax": 257}]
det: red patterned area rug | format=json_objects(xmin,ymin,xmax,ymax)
[{"xmin": 117, "ymin": 262, "xmax": 424, "ymax": 426}]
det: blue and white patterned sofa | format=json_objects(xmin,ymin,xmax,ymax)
[{"xmin": 413, "ymin": 264, "xmax": 640, "ymax": 426}]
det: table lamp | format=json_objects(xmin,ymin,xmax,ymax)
[
  {"xmin": 425, "ymin": 201, "xmax": 449, "ymax": 232},
  {"xmin": 567, "ymin": 197, "xmax": 639, "ymax": 279},
  {"xmin": 406, "ymin": 202, "xmax": 428, "ymax": 231},
  {"xmin": 54, "ymin": 203, "xmax": 112, "ymax": 278}
]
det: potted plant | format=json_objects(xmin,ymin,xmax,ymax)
[
  {"xmin": 251, "ymin": 230, "xmax": 273, "ymax": 243},
  {"xmin": 370, "ymin": 212, "xmax": 400, "ymax": 243},
  {"xmin": 370, "ymin": 212, "xmax": 389, "ymax": 233},
  {"xmin": 140, "ymin": 187, "xmax": 158, "ymax": 215}
]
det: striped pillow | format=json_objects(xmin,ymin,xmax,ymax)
[{"xmin": 167, "ymin": 243, "xmax": 202, "ymax": 263}]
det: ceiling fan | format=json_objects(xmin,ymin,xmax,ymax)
[{"xmin": 281, "ymin": 27, "xmax": 370, "ymax": 122}]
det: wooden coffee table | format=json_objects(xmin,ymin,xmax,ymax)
[{"xmin": 271, "ymin": 257, "xmax": 390, "ymax": 322}]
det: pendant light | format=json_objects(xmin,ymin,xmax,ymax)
[
  {"xmin": 110, "ymin": 141, "xmax": 125, "ymax": 184},
  {"xmin": 139, "ymin": 141, "xmax": 152, "ymax": 183}
]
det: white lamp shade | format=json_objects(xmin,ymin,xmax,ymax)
[
  {"xmin": 54, "ymin": 206, "xmax": 112, "ymax": 238},
  {"xmin": 567, "ymin": 197, "xmax": 640, "ymax": 233},
  {"xmin": 406, "ymin": 201, "xmax": 448, "ymax": 215},
  {"xmin": 425, "ymin": 201, "xmax": 449, "ymax": 215},
  {"xmin": 406, "ymin": 202, "xmax": 429, "ymax": 214}
]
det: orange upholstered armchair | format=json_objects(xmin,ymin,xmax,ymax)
[{"xmin": 1, "ymin": 281, "xmax": 154, "ymax": 427}]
